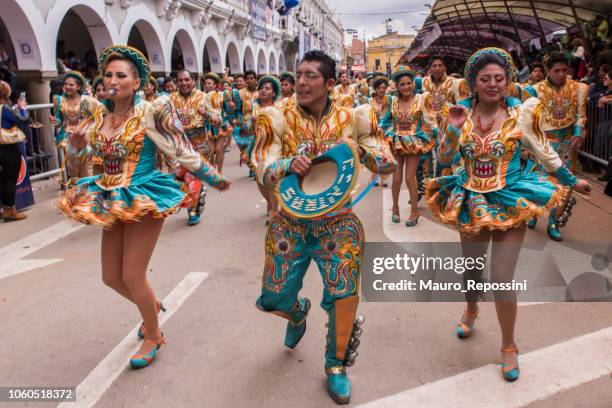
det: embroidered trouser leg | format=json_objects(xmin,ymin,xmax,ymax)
[
  {"xmin": 547, "ymin": 129, "xmax": 574, "ymax": 227},
  {"xmin": 257, "ymin": 212, "xmax": 364, "ymax": 368}
]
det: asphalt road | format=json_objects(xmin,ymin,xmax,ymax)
[{"xmin": 1, "ymin": 148, "xmax": 611, "ymax": 408}]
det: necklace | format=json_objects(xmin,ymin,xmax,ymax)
[
  {"xmin": 475, "ymin": 106, "xmax": 501, "ymax": 134},
  {"xmin": 110, "ymin": 106, "xmax": 133, "ymax": 132}
]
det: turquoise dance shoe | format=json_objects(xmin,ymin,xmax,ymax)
[
  {"xmin": 130, "ymin": 335, "xmax": 165, "ymax": 369},
  {"xmin": 284, "ymin": 297, "xmax": 311, "ymax": 349},
  {"xmin": 547, "ymin": 224, "xmax": 562, "ymax": 241},
  {"xmin": 187, "ymin": 210, "xmax": 201, "ymax": 226},
  {"xmin": 456, "ymin": 309, "xmax": 478, "ymax": 339},
  {"xmin": 500, "ymin": 346, "xmax": 520, "ymax": 382},
  {"xmin": 527, "ymin": 218, "xmax": 537, "ymax": 229},
  {"xmin": 326, "ymin": 366, "xmax": 351, "ymax": 404}
]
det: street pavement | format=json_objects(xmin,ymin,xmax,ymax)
[{"xmin": 1, "ymin": 148, "xmax": 611, "ymax": 408}]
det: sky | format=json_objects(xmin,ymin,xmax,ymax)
[{"xmin": 328, "ymin": 0, "xmax": 431, "ymax": 44}]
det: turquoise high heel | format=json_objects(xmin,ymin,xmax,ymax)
[
  {"xmin": 391, "ymin": 208, "xmax": 400, "ymax": 224},
  {"xmin": 500, "ymin": 346, "xmax": 520, "ymax": 381},
  {"xmin": 405, "ymin": 214, "xmax": 420, "ymax": 227},
  {"xmin": 456, "ymin": 309, "xmax": 478, "ymax": 339},
  {"xmin": 326, "ymin": 366, "xmax": 351, "ymax": 404},
  {"xmin": 130, "ymin": 334, "xmax": 165, "ymax": 369},
  {"xmin": 527, "ymin": 218, "xmax": 537, "ymax": 229},
  {"xmin": 547, "ymin": 224, "xmax": 562, "ymax": 241},
  {"xmin": 137, "ymin": 300, "xmax": 166, "ymax": 340}
]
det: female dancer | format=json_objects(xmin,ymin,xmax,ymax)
[
  {"xmin": 250, "ymin": 75, "xmax": 282, "ymax": 223},
  {"xmin": 370, "ymin": 76, "xmax": 393, "ymax": 187},
  {"xmin": 426, "ymin": 48, "xmax": 591, "ymax": 381},
  {"xmin": 143, "ymin": 76, "xmax": 159, "ymax": 103},
  {"xmin": 221, "ymin": 79, "xmax": 238, "ymax": 153},
  {"xmin": 203, "ymin": 73, "xmax": 225, "ymax": 172},
  {"xmin": 51, "ymin": 71, "xmax": 91, "ymax": 180},
  {"xmin": 57, "ymin": 45, "xmax": 230, "ymax": 369},
  {"xmin": 92, "ymin": 76, "xmax": 106, "ymax": 101},
  {"xmin": 0, "ymin": 81, "xmax": 29, "ymax": 221},
  {"xmin": 381, "ymin": 66, "xmax": 438, "ymax": 226}
]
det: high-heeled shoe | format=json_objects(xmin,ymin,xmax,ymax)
[
  {"xmin": 391, "ymin": 208, "xmax": 400, "ymax": 224},
  {"xmin": 130, "ymin": 334, "xmax": 166, "ymax": 369},
  {"xmin": 137, "ymin": 300, "xmax": 166, "ymax": 340},
  {"xmin": 405, "ymin": 214, "xmax": 419, "ymax": 227},
  {"xmin": 500, "ymin": 346, "xmax": 520, "ymax": 381},
  {"xmin": 456, "ymin": 309, "xmax": 478, "ymax": 339}
]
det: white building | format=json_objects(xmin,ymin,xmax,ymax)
[
  {"xmin": 0, "ymin": 0, "xmax": 342, "ymax": 167},
  {"xmin": 1, "ymin": 0, "xmax": 343, "ymax": 99}
]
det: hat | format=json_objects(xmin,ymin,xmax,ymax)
[
  {"xmin": 98, "ymin": 45, "xmax": 151, "ymax": 89},
  {"xmin": 257, "ymin": 74, "xmax": 282, "ymax": 102},
  {"xmin": 205, "ymin": 72, "xmax": 221, "ymax": 83},
  {"xmin": 391, "ymin": 65, "xmax": 414, "ymax": 82},
  {"xmin": 277, "ymin": 142, "xmax": 359, "ymax": 219},
  {"xmin": 464, "ymin": 47, "xmax": 517, "ymax": 89},
  {"xmin": 64, "ymin": 71, "xmax": 86, "ymax": 90}
]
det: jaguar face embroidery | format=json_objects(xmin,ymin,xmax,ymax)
[{"xmin": 463, "ymin": 131, "xmax": 515, "ymax": 192}]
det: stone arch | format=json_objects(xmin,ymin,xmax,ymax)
[
  {"xmin": 120, "ymin": 4, "xmax": 166, "ymax": 73},
  {"xmin": 279, "ymin": 53, "xmax": 286, "ymax": 73},
  {"xmin": 203, "ymin": 36, "xmax": 222, "ymax": 73},
  {"xmin": 257, "ymin": 48, "xmax": 267, "ymax": 74},
  {"xmin": 225, "ymin": 41, "xmax": 241, "ymax": 75},
  {"xmin": 0, "ymin": 0, "xmax": 45, "ymax": 70},
  {"xmin": 243, "ymin": 46, "xmax": 255, "ymax": 72},
  {"xmin": 167, "ymin": 20, "xmax": 198, "ymax": 73},
  {"xmin": 268, "ymin": 51, "xmax": 277, "ymax": 75},
  {"xmin": 47, "ymin": 0, "xmax": 117, "ymax": 58}
]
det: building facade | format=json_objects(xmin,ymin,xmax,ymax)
[{"xmin": 367, "ymin": 32, "xmax": 414, "ymax": 73}]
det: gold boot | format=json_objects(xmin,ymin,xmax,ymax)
[{"xmin": 2, "ymin": 206, "xmax": 27, "ymax": 222}]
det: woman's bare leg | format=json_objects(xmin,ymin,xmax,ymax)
[
  {"xmin": 101, "ymin": 222, "xmax": 134, "ymax": 303},
  {"xmin": 391, "ymin": 153, "xmax": 405, "ymax": 218},
  {"xmin": 405, "ymin": 154, "xmax": 421, "ymax": 217},
  {"xmin": 491, "ymin": 225, "xmax": 526, "ymax": 366},
  {"xmin": 459, "ymin": 229, "xmax": 492, "ymax": 325},
  {"xmin": 215, "ymin": 135, "xmax": 226, "ymax": 172},
  {"xmin": 122, "ymin": 215, "xmax": 165, "ymax": 353}
]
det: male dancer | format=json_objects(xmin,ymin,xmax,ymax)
[
  {"xmin": 237, "ymin": 69, "xmax": 259, "ymax": 177},
  {"xmin": 170, "ymin": 70, "xmax": 209, "ymax": 225},
  {"xmin": 528, "ymin": 51, "xmax": 588, "ymax": 241},
  {"xmin": 252, "ymin": 51, "xmax": 396, "ymax": 404}
]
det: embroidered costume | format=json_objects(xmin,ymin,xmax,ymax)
[
  {"xmin": 380, "ymin": 93, "xmax": 439, "ymax": 156},
  {"xmin": 529, "ymin": 78, "xmax": 588, "ymax": 240},
  {"xmin": 426, "ymin": 96, "xmax": 576, "ymax": 235},
  {"xmin": 252, "ymin": 99, "xmax": 396, "ymax": 403},
  {"xmin": 333, "ymin": 84, "xmax": 356, "ymax": 108}
]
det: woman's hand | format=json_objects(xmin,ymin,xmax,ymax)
[
  {"xmin": 69, "ymin": 129, "xmax": 88, "ymax": 151},
  {"xmin": 574, "ymin": 179, "xmax": 591, "ymax": 195},
  {"xmin": 447, "ymin": 105, "xmax": 468, "ymax": 130}
]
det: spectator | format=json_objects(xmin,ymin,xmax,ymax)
[
  {"xmin": 0, "ymin": 80, "xmax": 29, "ymax": 221},
  {"xmin": 588, "ymin": 64, "xmax": 611, "ymax": 99},
  {"xmin": 593, "ymin": 70, "xmax": 612, "ymax": 181},
  {"xmin": 596, "ymin": 16, "xmax": 609, "ymax": 43}
]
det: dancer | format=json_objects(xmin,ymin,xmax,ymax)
[
  {"xmin": 57, "ymin": 45, "xmax": 229, "ymax": 369},
  {"xmin": 51, "ymin": 71, "xmax": 92, "ymax": 180},
  {"xmin": 333, "ymin": 71, "xmax": 355, "ymax": 107},
  {"xmin": 93, "ymin": 75, "xmax": 106, "ymax": 101},
  {"xmin": 202, "ymin": 73, "xmax": 225, "ymax": 172},
  {"xmin": 250, "ymin": 75, "xmax": 282, "ymax": 223},
  {"xmin": 369, "ymin": 75, "xmax": 393, "ymax": 187},
  {"xmin": 170, "ymin": 69, "xmax": 210, "ymax": 226},
  {"xmin": 253, "ymin": 51, "xmax": 396, "ymax": 404},
  {"xmin": 0, "ymin": 80, "xmax": 29, "ymax": 221},
  {"xmin": 237, "ymin": 70, "xmax": 258, "ymax": 178},
  {"xmin": 143, "ymin": 76, "xmax": 159, "ymax": 103},
  {"xmin": 426, "ymin": 47, "xmax": 591, "ymax": 382},
  {"xmin": 527, "ymin": 51, "xmax": 588, "ymax": 241},
  {"xmin": 381, "ymin": 66, "xmax": 438, "ymax": 226},
  {"xmin": 277, "ymin": 71, "xmax": 296, "ymax": 110},
  {"xmin": 221, "ymin": 78, "xmax": 238, "ymax": 153}
]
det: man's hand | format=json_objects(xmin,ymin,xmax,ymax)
[
  {"xmin": 571, "ymin": 137, "xmax": 583, "ymax": 151},
  {"xmin": 290, "ymin": 156, "xmax": 312, "ymax": 176}
]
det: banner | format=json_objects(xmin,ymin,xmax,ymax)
[
  {"xmin": 15, "ymin": 142, "xmax": 34, "ymax": 210},
  {"xmin": 250, "ymin": 0, "xmax": 268, "ymax": 41},
  {"xmin": 0, "ymin": 142, "xmax": 35, "ymax": 210}
]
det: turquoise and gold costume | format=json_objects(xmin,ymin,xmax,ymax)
[
  {"xmin": 235, "ymin": 87, "xmax": 258, "ymax": 175},
  {"xmin": 426, "ymin": 96, "xmax": 576, "ymax": 235},
  {"xmin": 57, "ymin": 96, "xmax": 224, "ymax": 227},
  {"xmin": 222, "ymin": 87, "xmax": 242, "ymax": 141},
  {"xmin": 251, "ymin": 100, "xmax": 396, "ymax": 403},
  {"xmin": 333, "ymin": 84, "xmax": 356, "ymax": 108},
  {"xmin": 529, "ymin": 78, "xmax": 588, "ymax": 239},
  {"xmin": 380, "ymin": 93, "xmax": 439, "ymax": 156}
]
